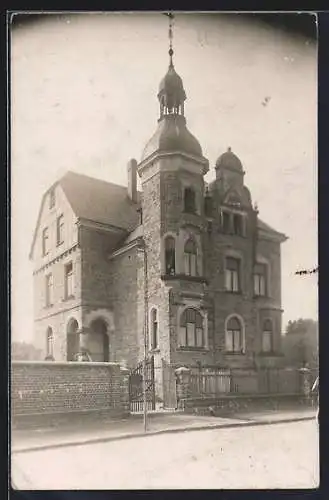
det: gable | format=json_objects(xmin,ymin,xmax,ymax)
[{"xmin": 29, "ymin": 182, "xmax": 77, "ymax": 262}]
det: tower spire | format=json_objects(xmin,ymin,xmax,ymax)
[{"xmin": 165, "ymin": 12, "xmax": 175, "ymax": 67}]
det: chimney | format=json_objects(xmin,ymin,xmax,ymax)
[{"xmin": 127, "ymin": 158, "xmax": 138, "ymax": 203}]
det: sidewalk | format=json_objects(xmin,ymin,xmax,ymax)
[{"xmin": 11, "ymin": 408, "xmax": 316, "ymax": 454}]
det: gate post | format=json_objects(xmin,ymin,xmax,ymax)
[
  {"xmin": 299, "ymin": 367, "xmax": 311, "ymax": 405},
  {"xmin": 175, "ymin": 366, "xmax": 191, "ymax": 410},
  {"xmin": 120, "ymin": 366, "xmax": 130, "ymax": 415}
]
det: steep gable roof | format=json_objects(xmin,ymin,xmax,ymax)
[
  {"xmin": 257, "ymin": 218, "xmax": 287, "ymax": 242},
  {"xmin": 59, "ymin": 171, "xmax": 141, "ymax": 231},
  {"xmin": 29, "ymin": 170, "xmax": 141, "ymax": 260}
]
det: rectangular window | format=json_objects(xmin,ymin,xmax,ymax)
[
  {"xmin": 225, "ymin": 257, "xmax": 240, "ymax": 292},
  {"xmin": 187, "ymin": 323, "xmax": 196, "ymax": 347},
  {"xmin": 227, "ymin": 330, "xmax": 242, "ymax": 352},
  {"xmin": 56, "ymin": 214, "xmax": 64, "ymax": 246},
  {"xmin": 223, "ymin": 211, "xmax": 231, "ymax": 233},
  {"xmin": 226, "ymin": 330, "xmax": 234, "ymax": 352},
  {"xmin": 64, "ymin": 262, "xmax": 74, "ymax": 299},
  {"xmin": 196, "ymin": 327, "xmax": 204, "ymax": 347},
  {"xmin": 49, "ymin": 188, "xmax": 55, "ymax": 209},
  {"xmin": 262, "ymin": 332, "xmax": 272, "ymax": 352},
  {"xmin": 178, "ymin": 327, "xmax": 186, "ymax": 347},
  {"xmin": 45, "ymin": 273, "xmax": 53, "ymax": 307},
  {"xmin": 254, "ymin": 263, "xmax": 267, "ymax": 296},
  {"xmin": 42, "ymin": 227, "xmax": 49, "ymax": 256},
  {"xmin": 233, "ymin": 214, "xmax": 243, "ymax": 235}
]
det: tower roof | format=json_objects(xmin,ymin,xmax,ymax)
[
  {"xmin": 141, "ymin": 13, "xmax": 203, "ymax": 163},
  {"xmin": 216, "ymin": 147, "xmax": 243, "ymax": 173},
  {"xmin": 141, "ymin": 114, "xmax": 202, "ymax": 161},
  {"xmin": 157, "ymin": 63, "xmax": 186, "ymax": 110}
]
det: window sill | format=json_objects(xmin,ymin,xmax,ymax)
[
  {"xmin": 177, "ymin": 346, "xmax": 209, "ymax": 352},
  {"xmin": 62, "ymin": 295, "xmax": 75, "ymax": 302},
  {"xmin": 44, "ymin": 304, "xmax": 54, "ymax": 309},
  {"xmin": 258, "ymin": 351, "xmax": 284, "ymax": 357},
  {"xmin": 182, "ymin": 210, "xmax": 200, "ymax": 216},
  {"xmin": 253, "ymin": 294, "xmax": 270, "ymax": 299},
  {"xmin": 149, "ymin": 348, "xmax": 160, "ymax": 354},
  {"xmin": 161, "ymin": 274, "xmax": 208, "ymax": 284},
  {"xmin": 225, "ymin": 290, "xmax": 242, "ymax": 295},
  {"xmin": 220, "ymin": 231, "xmax": 246, "ymax": 238},
  {"xmin": 224, "ymin": 351, "xmax": 246, "ymax": 356}
]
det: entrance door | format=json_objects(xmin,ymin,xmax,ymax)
[{"xmin": 89, "ymin": 319, "xmax": 109, "ymax": 362}]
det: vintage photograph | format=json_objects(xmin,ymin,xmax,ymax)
[{"xmin": 10, "ymin": 11, "xmax": 318, "ymax": 489}]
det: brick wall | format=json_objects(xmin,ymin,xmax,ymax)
[{"xmin": 11, "ymin": 361, "xmax": 129, "ymax": 419}]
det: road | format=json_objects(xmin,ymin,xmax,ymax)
[{"xmin": 12, "ymin": 420, "xmax": 319, "ymax": 490}]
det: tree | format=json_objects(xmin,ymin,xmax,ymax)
[
  {"xmin": 283, "ymin": 318, "xmax": 318, "ymax": 369},
  {"xmin": 11, "ymin": 341, "xmax": 42, "ymax": 361}
]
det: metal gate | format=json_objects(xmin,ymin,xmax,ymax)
[{"xmin": 129, "ymin": 356, "xmax": 156, "ymax": 412}]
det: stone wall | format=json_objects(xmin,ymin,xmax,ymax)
[
  {"xmin": 11, "ymin": 361, "xmax": 129, "ymax": 421},
  {"xmin": 183, "ymin": 393, "xmax": 311, "ymax": 416}
]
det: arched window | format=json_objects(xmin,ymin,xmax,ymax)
[
  {"xmin": 46, "ymin": 327, "xmax": 54, "ymax": 360},
  {"xmin": 150, "ymin": 308, "xmax": 158, "ymax": 350},
  {"xmin": 262, "ymin": 319, "xmax": 273, "ymax": 353},
  {"xmin": 165, "ymin": 236, "xmax": 175, "ymax": 275},
  {"xmin": 184, "ymin": 187, "xmax": 196, "ymax": 214},
  {"xmin": 179, "ymin": 308, "xmax": 204, "ymax": 348},
  {"xmin": 184, "ymin": 239, "xmax": 198, "ymax": 276},
  {"xmin": 226, "ymin": 316, "xmax": 244, "ymax": 353}
]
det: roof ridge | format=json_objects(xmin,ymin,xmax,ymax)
[{"xmin": 62, "ymin": 170, "xmax": 143, "ymax": 194}]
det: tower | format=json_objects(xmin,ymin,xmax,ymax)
[{"xmin": 137, "ymin": 14, "xmax": 211, "ymax": 370}]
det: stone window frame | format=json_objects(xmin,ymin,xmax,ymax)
[
  {"xmin": 224, "ymin": 313, "xmax": 246, "ymax": 354},
  {"xmin": 56, "ymin": 213, "xmax": 64, "ymax": 247},
  {"xmin": 262, "ymin": 318, "xmax": 274, "ymax": 353},
  {"xmin": 46, "ymin": 326, "xmax": 54, "ymax": 358},
  {"xmin": 49, "ymin": 188, "xmax": 55, "ymax": 209},
  {"xmin": 181, "ymin": 178, "xmax": 200, "ymax": 216},
  {"xmin": 149, "ymin": 305, "xmax": 160, "ymax": 351},
  {"xmin": 42, "ymin": 226, "xmax": 49, "ymax": 257},
  {"xmin": 177, "ymin": 304, "xmax": 209, "ymax": 351},
  {"xmin": 254, "ymin": 254, "xmax": 272, "ymax": 298},
  {"xmin": 220, "ymin": 207, "xmax": 247, "ymax": 237},
  {"xmin": 183, "ymin": 186, "xmax": 197, "ymax": 214},
  {"xmin": 45, "ymin": 272, "xmax": 54, "ymax": 307},
  {"xmin": 181, "ymin": 230, "xmax": 203, "ymax": 277},
  {"xmin": 64, "ymin": 261, "xmax": 74, "ymax": 300},
  {"xmin": 162, "ymin": 233, "xmax": 177, "ymax": 276},
  {"xmin": 183, "ymin": 237, "xmax": 198, "ymax": 277},
  {"xmin": 224, "ymin": 249, "xmax": 244, "ymax": 293}
]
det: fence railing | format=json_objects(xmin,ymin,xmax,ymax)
[
  {"xmin": 187, "ymin": 366, "xmax": 304, "ymax": 398},
  {"xmin": 190, "ymin": 369, "xmax": 231, "ymax": 397}
]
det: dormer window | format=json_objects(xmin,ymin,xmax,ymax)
[
  {"xmin": 233, "ymin": 214, "xmax": 243, "ymax": 236},
  {"xmin": 221, "ymin": 210, "xmax": 245, "ymax": 236},
  {"xmin": 184, "ymin": 187, "xmax": 196, "ymax": 214}
]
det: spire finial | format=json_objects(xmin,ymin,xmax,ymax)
[{"xmin": 164, "ymin": 12, "xmax": 175, "ymax": 67}]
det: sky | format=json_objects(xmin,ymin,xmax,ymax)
[{"xmin": 10, "ymin": 12, "xmax": 318, "ymax": 342}]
